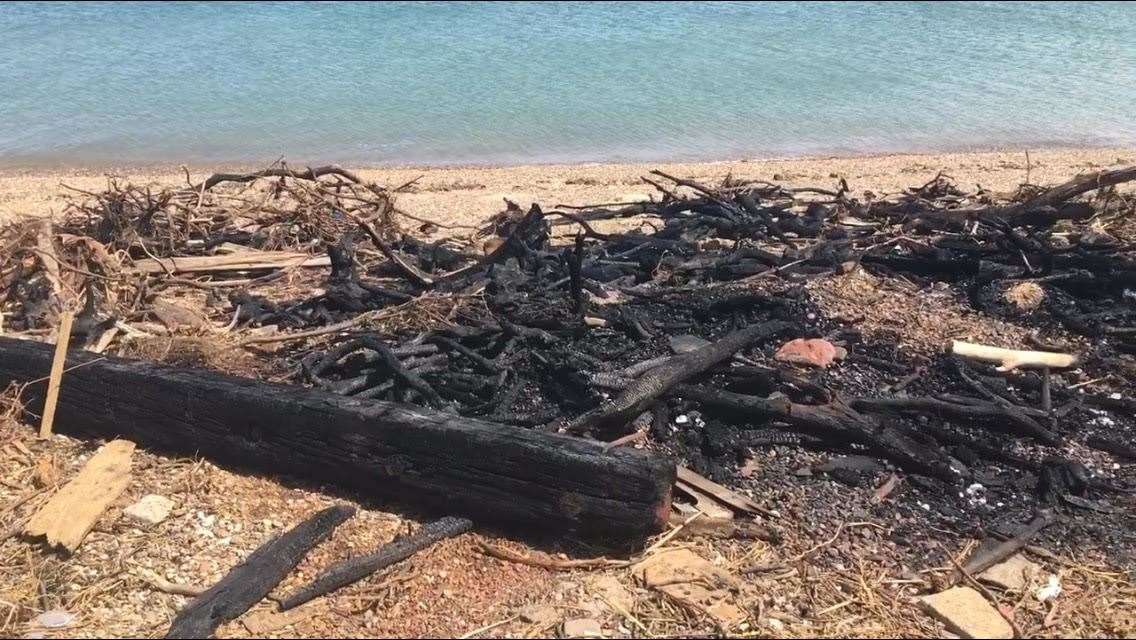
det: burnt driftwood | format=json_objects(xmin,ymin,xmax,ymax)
[
  {"xmin": 567, "ymin": 320, "xmax": 795, "ymax": 435},
  {"xmin": 279, "ymin": 515, "xmax": 472, "ymax": 611},
  {"xmin": 166, "ymin": 504, "xmax": 355, "ymax": 638},
  {"xmin": 0, "ymin": 337, "xmax": 674, "ymax": 540}
]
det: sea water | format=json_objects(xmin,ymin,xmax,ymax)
[{"xmin": 1, "ymin": 1, "xmax": 1133, "ymax": 166}]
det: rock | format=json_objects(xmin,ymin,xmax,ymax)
[
  {"xmin": 978, "ymin": 554, "xmax": 1040, "ymax": 591},
  {"xmin": 774, "ymin": 338, "xmax": 839, "ymax": 368},
  {"xmin": 32, "ymin": 456, "xmax": 58, "ymax": 489},
  {"xmin": 1035, "ymin": 574, "xmax": 1062, "ymax": 602},
  {"xmin": 632, "ymin": 548, "xmax": 745, "ymax": 628},
  {"xmin": 518, "ymin": 604, "xmax": 558, "ymax": 625},
  {"xmin": 587, "ymin": 575, "xmax": 635, "ymax": 613},
  {"xmin": 152, "ymin": 299, "xmax": 209, "ymax": 331},
  {"xmin": 123, "ymin": 494, "xmax": 174, "ymax": 525},
  {"xmin": 33, "ymin": 610, "xmax": 75, "ymax": 629},
  {"xmin": 668, "ymin": 334, "xmax": 710, "ymax": 354},
  {"xmin": 920, "ymin": 586, "xmax": 1013, "ymax": 639},
  {"xmin": 1081, "ymin": 229, "xmax": 1120, "ymax": 248},
  {"xmin": 562, "ymin": 617, "xmax": 603, "ymax": 638}
]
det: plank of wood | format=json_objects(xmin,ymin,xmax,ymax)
[
  {"xmin": 673, "ymin": 480, "xmax": 733, "ymax": 520},
  {"xmin": 167, "ymin": 505, "xmax": 354, "ymax": 638},
  {"xmin": 23, "ymin": 439, "xmax": 134, "ymax": 552},
  {"xmin": 676, "ymin": 466, "xmax": 774, "ymax": 518},
  {"xmin": 39, "ymin": 311, "xmax": 75, "ymax": 439},
  {"xmin": 951, "ymin": 340, "xmax": 1077, "ymax": 371},
  {"xmin": 131, "ymin": 252, "xmax": 330, "ymax": 275},
  {"xmin": 0, "ymin": 336, "xmax": 674, "ymax": 540}
]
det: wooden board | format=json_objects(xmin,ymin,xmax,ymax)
[
  {"xmin": 676, "ymin": 466, "xmax": 772, "ymax": 517},
  {"xmin": 132, "ymin": 252, "xmax": 330, "ymax": 275},
  {"xmin": 24, "ymin": 439, "xmax": 134, "ymax": 552},
  {"xmin": 0, "ymin": 337, "xmax": 674, "ymax": 540}
]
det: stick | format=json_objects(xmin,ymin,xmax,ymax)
[
  {"xmin": 195, "ymin": 165, "xmax": 371, "ymax": 191},
  {"xmin": 39, "ymin": 311, "xmax": 74, "ymax": 439},
  {"xmin": 476, "ymin": 540, "xmax": 629, "ymax": 570},
  {"xmin": 348, "ymin": 213, "xmax": 435, "ymax": 288},
  {"xmin": 279, "ymin": 516, "xmax": 471, "ymax": 611},
  {"xmin": 950, "ymin": 340, "xmax": 1077, "ymax": 371},
  {"xmin": 567, "ymin": 320, "xmax": 794, "ymax": 434},
  {"xmin": 949, "ymin": 512, "xmax": 1056, "ymax": 587},
  {"xmin": 145, "ymin": 576, "xmax": 207, "ymax": 597},
  {"xmin": 165, "ymin": 505, "xmax": 354, "ymax": 638}
]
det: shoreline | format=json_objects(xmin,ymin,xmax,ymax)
[
  {"xmin": 0, "ymin": 140, "xmax": 1131, "ymax": 177},
  {"xmin": 1, "ymin": 146, "xmax": 1133, "ymax": 226}
]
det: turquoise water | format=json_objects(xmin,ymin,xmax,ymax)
[{"xmin": 1, "ymin": 1, "xmax": 1134, "ymax": 166}]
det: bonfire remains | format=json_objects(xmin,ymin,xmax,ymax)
[{"xmin": 1, "ymin": 161, "xmax": 1134, "ymax": 552}]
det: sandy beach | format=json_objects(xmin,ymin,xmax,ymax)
[{"xmin": 2, "ymin": 147, "xmax": 1133, "ymax": 226}]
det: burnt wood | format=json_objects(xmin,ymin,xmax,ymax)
[
  {"xmin": 279, "ymin": 515, "xmax": 472, "ymax": 611},
  {"xmin": 0, "ymin": 336, "xmax": 674, "ymax": 540},
  {"xmin": 166, "ymin": 504, "xmax": 355, "ymax": 638}
]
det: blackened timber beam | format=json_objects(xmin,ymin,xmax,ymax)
[{"xmin": 0, "ymin": 336, "xmax": 674, "ymax": 541}]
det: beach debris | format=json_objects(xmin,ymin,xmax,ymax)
[
  {"xmin": 0, "ymin": 337, "xmax": 675, "ymax": 541},
  {"xmin": 675, "ymin": 465, "xmax": 773, "ymax": 518},
  {"xmin": 586, "ymin": 575, "xmax": 635, "ymax": 614},
  {"xmin": 38, "ymin": 310, "xmax": 74, "ymax": 440},
  {"xmin": 1, "ymin": 160, "xmax": 1134, "ymax": 598},
  {"xmin": 978, "ymin": 554, "xmax": 1041, "ymax": 591},
  {"xmin": 279, "ymin": 515, "xmax": 472, "ymax": 611},
  {"xmin": 632, "ymin": 548, "xmax": 745, "ymax": 628},
  {"xmin": 1003, "ymin": 281, "xmax": 1045, "ymax": 311},
  {"xmin": 1035, "ymin": 574, "xmax": 1063, "ymax": 602},
  {"xmin": 165, "ymin": 504, "xmax": 355, "ymax": 639},
  {"xmin": 123, "ymin": 494, "xmax": 175, "ymax": 526},
  {"xmin": 774, "ymin": 338, "xmax": 839, "ymax": 368},
  {"xmin": 241, "ymin": 603, "xmax": 323, "ymax": 635},
  {"xmin": 517, "ymin": 604, "xmax": 558, "ymax": 625},
  {"xmin": 949, "ymin": 513, "xmax": 1056, "ymax": 587},
  {"xmin": 32, "ymin": 610, "xmax": 76, "ymax": 629},
  {"xmin": 31, "ymin": 454, "xmax": 59, "ymax": 488},
  {"xmin": 919, "ymin": 586, "xmax": 1014, "ymax": 639},
  {"xmin": 24, "ymin": 439, "xmax": 134, "ymax": 552},
  {"xmin": 561, "ymin": 617, "xmax": 603, "ymax": 638},
  {"xmin": 478, "ymin": 541, "xmax": 630, "ymax": 571},
  {"xmin": 151, "ymin": 299, "xmax": 209, "ymax": 332}
]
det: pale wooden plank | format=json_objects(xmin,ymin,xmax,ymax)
[
  {"xmin": 24, "ymin": 439, "xmax": 134, "ymax": 552},
  {"xmin": 131, "ymin": 252, "xmax": 330, "ymax": 275},
  {"xmin": 38, "ymin": 311, "xmax": 75, "ymax": 440}
]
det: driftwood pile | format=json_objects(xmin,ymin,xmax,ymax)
[{"xmin": 2, "ymin": 162, "xmax": 1135, "ymax": 536}]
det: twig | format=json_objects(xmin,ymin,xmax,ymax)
[
  {"xmin": 476, "ymin": 540, "xmax": 629, "ymax": 570},
  {"xmin": 458, "ymin": 615, "xmax": 519, "ymax": 639}
]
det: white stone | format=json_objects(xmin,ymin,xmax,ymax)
[
  {"xmin": 123, "ymin": 495, "xmax": 174, "ymax": 525},
  {"xmin": 978, "ymin": 554, "xmax": 1040, "ymax": 591},
  {"xmin": 562, "ymin": 617, "xmax": 603, "ymax": 638}
]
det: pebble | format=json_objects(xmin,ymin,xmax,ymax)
[
  {"xmin": 33, "ymin": 611, "xmax": 75, "ymax": 629},
  {"xmin": 518, "ymin": 605, "xmax": 557, "ymax": 624},
  {"xmin": 124, "ymin": 495, "xmax": 174, "ymax": 525}
]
